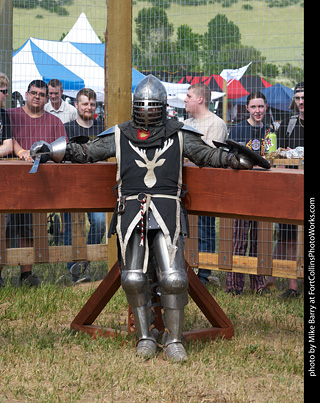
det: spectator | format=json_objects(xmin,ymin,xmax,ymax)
[
  {"xmin": 6, "ymin": 79, "xmax": 67, "ymax": 286},
  {"xmin": 184, "ymin": 83, "xmax": 227, "ymax": 285},
  {"xmin": 0, "ymin": 73, "xmax": 13, "ymax": 288},
  {"xmin": 226, "ymin": 91, "xmax": 272, "ymax": 296},
  {"xmin": 44, "ymin": 79, "xmax": 78, "ymax": 124},
  {"xmin": 45, "ymin": 79, "xmax": 78, "ymax": 245},
  {"xmin": 62, "ymin": 88, "xmax": 106, "ymax": 285},
  {"xmin": 1, "ymin": 73, "xmax": 33, "ymax": 287},
  {"xmin": 0, "ymin": 72, "xmax": 13, "ymax": 158},
  {"xmin": 11, "ymin": 91, "xmax": 24, "ymax": 108},
  {"xmin": 267, "ymin": 82, "xmax": 304, "ymax": 298}
]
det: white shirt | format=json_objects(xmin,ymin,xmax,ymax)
[
  {"xmin": 184, "ymin": 112, "xmax": 227, "ymax": 147},
  {"xmin": 44, "ymin": 99, "xmax": 78, "ymax": 124}
]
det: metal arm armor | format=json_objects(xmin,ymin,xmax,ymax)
[
  {"xmin": 64, "ymin": 131, "xmax": 116, "ymax": 163},
  {"xmin": 182, "ymin": 130, "xmax": 230, "ymax": 168}
]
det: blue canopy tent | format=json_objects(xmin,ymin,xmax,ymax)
[
  {"xmin": 233, "ymin": 83, "xmax": 294, "ymax": 111},
  {"xmin": 12, "ymin": 37, "xmax": 145, "ymax": 96},
  {"xmin": 70, "ymin": 42, "xmax": 145, "ymax": 91},
  {"xmin": 30, "ymin": 41, "xmax": 85, "ymax": 90}
]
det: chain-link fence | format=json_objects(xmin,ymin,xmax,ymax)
[{"xmin": 0, "ymin": 0, "xmax": 304, "ymax": 286}]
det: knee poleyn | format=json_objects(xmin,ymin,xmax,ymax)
[
  {"xmin": 159, "ymin": 272, "xmax": 188, "ymax": 295},
  {"xmin": 121, "ymin": 271, "xmax": 149, "ymax": 307}
]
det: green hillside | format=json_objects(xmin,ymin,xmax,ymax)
[{"xmin": 12, "ymin": 0, "xmax": 303, "ymax": 68}]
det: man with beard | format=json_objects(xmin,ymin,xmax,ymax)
[
  {"xmin": 64, "ymin": 88, "xmax": 104, "ymax": 141},
  {"xmin": 62, "ymin": 88, "xmax": 106, "ymax": 285}
]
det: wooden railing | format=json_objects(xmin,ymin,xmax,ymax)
[
  {"xmin": 185, "ymin": 216, "xmax": 304, "ymax": 279},
  {"xmin": 0, "ymin": 160, "xmax": 304, "ymax": 278},
  {"xmin": 185, "ymin": 158, "xmax": 304, "ymax": 279}
]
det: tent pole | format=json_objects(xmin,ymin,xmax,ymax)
[
  {"xmin": 222, "ymin": 79, "xmax": 228, "ymax": 124},
  {"xmin": 105, "ymin": 0, "xmax": 132, "ymax": 270}
]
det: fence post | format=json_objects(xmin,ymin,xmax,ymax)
[{"xmin": 105, "ymin": 0, "xmax": 132, "ymax": 271}]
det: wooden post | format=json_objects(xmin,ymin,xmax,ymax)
[
  {"xmin": 105, "ymin": 0, "xmax": 132, "ymax": 127},
  {"xmin": 0, "ymin": 214, "xmax": 6, "ymax": 268},
  {"xmin": 0, "ymin": 0, "xmax": 13, "ymax": 107},
  {"xmin": 218, "ymin": 218, "xmax": 233, "ymax": 270},
  {"xmin": 33, "ymin": 213, "xmax": 49, "ymax": 263},
  {"xmin": 71, "ymin": 213, "xmax": 87, "ymax": 262},
  {"xmin": 105, "ymin": 0, "xmax": 132, "ymax": 270}
]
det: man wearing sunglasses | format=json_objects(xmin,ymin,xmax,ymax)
[
  {"xmin": 6, "ymin": 80, "xmax": 67, "ymax": 286},
  {"xmin": 0, "ymin": 72, "xmax": 14, "ymax": 159}
]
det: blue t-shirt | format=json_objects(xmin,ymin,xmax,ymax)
[{"xmin": 229, "ymin": 119, "xmax": 271, "ymax": 156}]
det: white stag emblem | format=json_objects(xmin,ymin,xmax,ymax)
[{"xmin": 129, "ymin": 139, "xmax": 174, "ymax": 188}]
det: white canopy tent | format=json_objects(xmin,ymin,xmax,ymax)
[
  {"xmin": 11, "ymin": 13, "xmax": 195, "ymax": 106},
  {"xmin": 12, "ymin": 36, "xmax": 192, "ymax": 104},
  {"xmin": 62, "ymin": 12, "xmax": 102, "ymax": 44}
]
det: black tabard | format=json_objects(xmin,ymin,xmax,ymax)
[{"xmin": 111, "ymin": 122, "xmax": 186, "ymax": 267}]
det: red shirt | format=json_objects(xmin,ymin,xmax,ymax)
[{"xmin": 7, "ymin": 107, "xmax": 67, "ymax": 149}]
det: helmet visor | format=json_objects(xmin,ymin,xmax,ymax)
[{"xmin": 133, "ymin": 100, "xmax": 164, "ymax": 127}]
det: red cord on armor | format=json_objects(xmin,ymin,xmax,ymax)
[{"xmin": 140, "ymin": 196, "xmax": 146, "ymax": 246}]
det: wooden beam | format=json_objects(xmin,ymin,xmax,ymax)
[
  {"xmin": 71, "ymin": 262, "xmax": 122, "ymax": 328},
  {"xmin": 0, "ymin": 161, "xmax": 117, "ymax": 213},
  {"xmin": 198, "ymin": 252, "xmax": 301, "ymax": 279},
  {"xmin": 4, "ymin": 244, "xmax": 107, "ymax": 266},
  {"xmin": 0, "ymin": 161, "xmax": 303, "ymax": 225},
  {"xmin": 105, "ymin": 0, "xmax": 132, "ymax": 127},
  {"xmin": 71, "ymin": 260, "xmax": 235, "ymax": 342},
  {"xmin": 182, "ymin": 163, "xmax": 303, "ymax": 224},
  {"xmin": 105, "ymin": 0, "xmax": 132, "ymax": 277}
]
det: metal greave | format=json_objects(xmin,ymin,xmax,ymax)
[{"xmin": 121, "ymin": 229, "xmax": 188, "ymax": 344}]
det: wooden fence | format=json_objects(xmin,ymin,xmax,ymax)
[{"xmin": 0, "ymin": 160, "xmax": 304, "ymax": 278}]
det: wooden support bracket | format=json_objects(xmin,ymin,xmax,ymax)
[{"xmin": 71, "ymin": 259, "xmax": 234, "ymax": 342}]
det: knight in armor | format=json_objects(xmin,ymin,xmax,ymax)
[{"xmin": 30, "ymin": 75, "xmax": 257, "ymax": 362}]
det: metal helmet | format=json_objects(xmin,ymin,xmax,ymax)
[{"xmin": 132, "ymin": 74, "xmax": 167, "ymax": 129}]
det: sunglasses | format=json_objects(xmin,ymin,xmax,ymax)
[{"xmin": 0, "ymin": 89, "xmax": 8, "ymax": 95}]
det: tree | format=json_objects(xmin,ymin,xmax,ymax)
[
  {"xmin": 134, "ymin": 6, "xmax": 175, "ymax": 74},
  {"xmin": 204, "ymin": 14, "xmax": 241, "ymax": 52},
  {"xmin": 135, "ymin": 6, "xmax": 174, "ymax": 54},
  {"xmin": 204, "ymin": 41, "xmax": 275, "ymax": 76},
  {"xmin": 202, "ymin": 14, "xmax": 242, "ymax": 75},
  {"xmin": 281, "ymin": 63, "xmax": 304, "ymax": 86},
  {"xmin": 175, "ymin": 25, "xmax": 202, "ymax": 73}
]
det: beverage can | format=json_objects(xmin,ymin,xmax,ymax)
[{"xmin": 265, "ymin": 132, "xmax": 277, "ymax": 153}]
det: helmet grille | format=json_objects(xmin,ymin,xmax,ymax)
[{"xmin": 133, "ymin": 100, "xmax": 164, "ymax": 127}]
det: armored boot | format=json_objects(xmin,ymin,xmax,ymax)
[
  {"xmin": 132, "ymin": 303, "xmax": 157, "ymax": 359},
  {"xmin": 162, "ymin": 307, "xmax": 188, "ymax": 363},
  {"xmin": 120, "ymin": 233, "xmax": 158, "ymax": 360}
]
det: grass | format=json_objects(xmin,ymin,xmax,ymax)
[
  {"xmin": 0, "ymin": 266, "xmax": 304, "ymax": 402},
  {"xmin": 12, "ymin": 0, "xmax": 303, "ymax": 68}
]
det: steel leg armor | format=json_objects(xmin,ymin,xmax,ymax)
[
  {"xmin": 152, "ymin": 231, "xmax": 188, "ymax": 362},
  {"xmin": 120, "ymin": 229, "xmax": 188, "ymax": 361}
]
